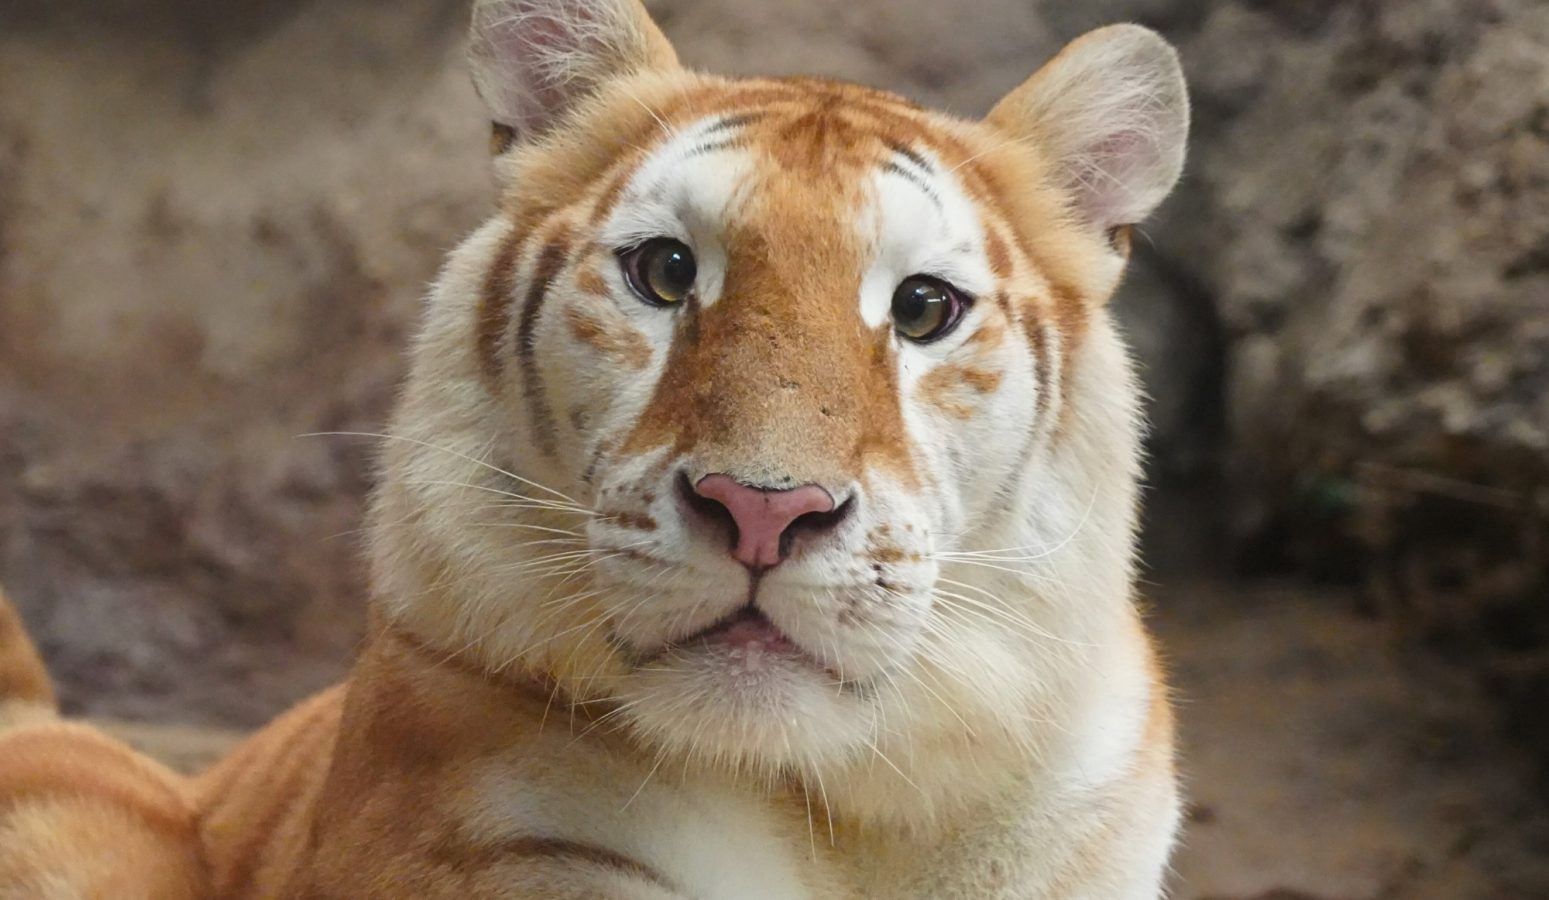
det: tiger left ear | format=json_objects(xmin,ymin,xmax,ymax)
[
  {"xmin": 469, "ymin": 0, "xmax": 680, "ymax": 147},
  {"xmin": 988, "ymin": 25, "xmax": 1189, "ymax": 239}
]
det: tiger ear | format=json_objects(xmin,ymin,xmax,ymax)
[
  {"xmin": 987, "ymin": 25, "xmax": 1188, "ymax": 238},
  {"xmin": 468, "ymin": 0, "xmax": 680, "ymax": 146}
]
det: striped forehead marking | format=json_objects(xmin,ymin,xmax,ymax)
[
  {"xmin": 684, "ymin": 112, "xmax": 767, "ymax": 159},
  {"xmin": 886, "ymin": 140, "xmax": 933, "ymax": 174},
  {"xmin": 632, "ymin": 106, "xmax": 956, "ymax": 220},
  {"xmin": 880, "ymin": 147, "xmax": 944, "ymax": 213}
]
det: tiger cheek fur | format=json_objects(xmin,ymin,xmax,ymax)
[{"xmin": 387, "ymin": 65, "xmax": 1126, "ymax": 801}]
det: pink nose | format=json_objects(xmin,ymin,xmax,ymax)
[{"xmin": 692, "ymin": 474, "xmax": 837, "ymax": 570}]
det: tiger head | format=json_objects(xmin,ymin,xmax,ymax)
[{"xmin": 371, "ymin": 0, "xmax": 1187, "ymax": 823}]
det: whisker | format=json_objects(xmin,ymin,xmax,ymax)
[
  {"xmin": 302, "ymin": 430, "xmax": 581, "ymax": 505},
  {"xmin": 931, "ymin": 585, "xmax": 1092, "ymax": 648},
  {"xmin": 405, "ymin": 479, "xmax": 592, "ymax": 514}
]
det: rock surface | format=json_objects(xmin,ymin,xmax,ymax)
[
  {"xmin": 1, "ymin": 0, "xmax": 488, "ymax": 723},
  {"xmin": 1168, "ymin": 0, "xmax": 1549, "ymax": 749}
]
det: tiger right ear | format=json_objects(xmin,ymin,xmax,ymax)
[
  {"xmin": 468, "ymin": 0, "xmax": 680, "ymax": 147},
  {"xmin": 988, "ymin": 25, "xmax": 1188, "ymax": 239}
]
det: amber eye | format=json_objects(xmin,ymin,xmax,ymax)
[
  {"xmin": 619, "ymin": 238, "xmax": 696, "ymax": 306},
  {"xmin": 891, "ymin": 275, "xmax": 968, "ymax": 342}
]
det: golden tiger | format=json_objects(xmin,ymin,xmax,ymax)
[{"xmin": 0, "ymin": 0, "xmax": 1190, "ymax": 895}]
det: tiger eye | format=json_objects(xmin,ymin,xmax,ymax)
[
  {"xmin": 891, "ymin": 276, "xmax": 967, "ymax": 342},
  {"xmin": 621, "ymin": 238, "xmax": 696, "ymax": 306}
]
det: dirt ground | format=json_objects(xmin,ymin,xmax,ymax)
[
  {"xmin": 1157, "ymin": 580, "xmax": 1549, "ymax": 900},
  {"xmin": 107, "ymin": 576, "xmax": 1549, "ymax": 900}
]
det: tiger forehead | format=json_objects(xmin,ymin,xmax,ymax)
[
  {"xmin": 665, "ymin": 79, "xmax": 952, "ymax": 172},
  {"xmin": 579, "ymin": 82, "xmax": 976, "ymax": 295},
  {"xmin": 536, "ymin": 74, "xmax": 1016, "ymax": 249}
]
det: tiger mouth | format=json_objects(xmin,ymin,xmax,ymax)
[
  {"xmin": 681, "ymin": 605, "xmax": 797, "ymax": 653},
  {"xmin": 644, "ymin": 604, "xmax": 837, "ymax": 676}
]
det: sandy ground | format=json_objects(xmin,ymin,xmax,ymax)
[
  {"xmin": 1159, "ymin": 581, "xmax": 1549, "ymax": 900},
  {"xmin": 104, "ymin": 577, "xmax": 1549, "ymax": 899}
]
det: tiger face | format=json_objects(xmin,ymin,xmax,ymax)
[{"xmin": 372, "ymin": 0, "xmax": 1186, "ymax": 814}]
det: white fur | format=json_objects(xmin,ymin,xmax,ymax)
[
  {"xmin": 860, "ymin": 148, "xmax": 996, "ymax": 331},
  {"xmin": 465, "ymin": 742, "xmax": 813, "ymax": 899},
  {"xmin": 598, "ymin": 117, "xmax": 758, "ymax": 310}
]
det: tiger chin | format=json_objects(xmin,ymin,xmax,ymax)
[{"xmin": 0, "ymin": 1, "xmax": 1188, "ymax": 896}]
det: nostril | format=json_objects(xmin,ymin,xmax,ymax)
[
  {"xmin": 678, "ymin": 469, "xmax": 740, "ymax": 551},
  {"xmin": 781, "ymin": 495, "xmax": 856, "ymax": 559},
  {"xmin": 686, "ymin": 472, "xmax": 845, "ymax": 570}
]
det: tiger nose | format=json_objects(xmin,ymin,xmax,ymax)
[{"xmin": 688, "ymin": 474, "xmax": 842, "ymax": 570}]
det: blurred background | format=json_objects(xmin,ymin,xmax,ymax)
[{"xmin": 2, "ymin": 0, "xmax": 1547, "ymax": 896}]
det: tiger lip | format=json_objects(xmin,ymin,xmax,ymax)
[
  {"xmin": 668, "ymin": 604, "xmax": 842, "ymax": 677},
  {"xmin": 688, "ymin": 605, "xmax": 796, "ymax": 653}
]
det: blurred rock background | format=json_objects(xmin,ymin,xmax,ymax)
[{"xmin": 2, "ymin": 0, "xmax": 1547, "ymax": 896}]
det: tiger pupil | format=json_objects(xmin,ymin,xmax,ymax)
[
  {"xmin": 649, "ymin": 247, "xmax": 695, "ymax": 302},
  {"xmin": 894, "ymin": 281, "xmax": 945, "ymax": 336}
]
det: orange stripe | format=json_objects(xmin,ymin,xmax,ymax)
[
  {"xmin": 476, "ymin": 224, "xmax": 527, "ymax": 385},
  {"xmin": 1021, "ymin": 296, "xmax": 1053, "ymax": 426},
  {"xmin": 515, "ymin": 224, "xmax": 576, "ymax": 458}
]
